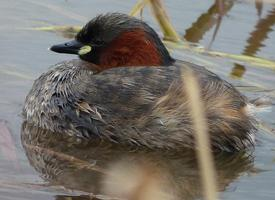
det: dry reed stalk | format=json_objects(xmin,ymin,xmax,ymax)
[
  {"xmin": 130, "ymin": 0, "xmax": 180, "ymax": 42},
  {"xmin": 148, "ymin": 0, "xmax": 181, "ymax": 42},
  {"xmin": 183, "ymin": 69, "xmax": 218, "ymax": 200},
  {"xmin": 129, "ymin": 0, "xmax": 150, "ymax": 16}
]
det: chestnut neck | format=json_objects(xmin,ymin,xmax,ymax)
[{"xmin": 98, "ymin": 29, "xmax": 174, "ymax": 70}]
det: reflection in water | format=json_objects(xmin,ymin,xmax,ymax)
[
  {"xmin": 231, "ymin": 5, "xmax": 275, "ymax": 78},
  {"xmin": 21, "ymin": 122, "xmax": 254, "ymax": 200},
  {"xmin": 255, "ymin": 0, "xmax": 263, "ymax": 17},
  {"xmin": 184, "ymin": 0, "xmax": 234, "ymax": 43},
  {"xmin": 55, "ymin": 196, "xmax": 94, "ymax": 200},
  {"xmin": 243, "ymin": 5, "xmax": 275, "ymax": 57},
  {"xmin": 182, "ymin": 0, "xmax": 274, "ymax": 79},
  {"xmin": 230, "ymin": 63, "xmax": 246, "ymax": 78}
]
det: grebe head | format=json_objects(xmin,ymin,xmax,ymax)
[{"xmin": 50, "ymin": 13, "xmax": 174, "ymax": 69}]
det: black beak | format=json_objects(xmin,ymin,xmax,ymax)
[{"xmin": 50, "ymin": 40, "xmax": 84, "ymax": 55}]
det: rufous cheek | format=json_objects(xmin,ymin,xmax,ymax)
[{"xmin": 99, "ymin": 29, "xmax": 162, "ymax": 69}]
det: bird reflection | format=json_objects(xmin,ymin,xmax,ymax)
[{"xmin": 21, "ymin": 122, "xmax": 254, "ymax": 200}]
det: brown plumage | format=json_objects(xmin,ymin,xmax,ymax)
[{"xmin": 23, "ymin": 13, "xmax": 256, "ymax": 152}]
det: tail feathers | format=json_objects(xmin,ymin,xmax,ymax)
[
  {"xmin": 247, "ymin": 96, "xmax": 275, "ymax": 136},
  {"xmin": 246, "ymin": 96, "xmax": 273, "ymax": 116}
]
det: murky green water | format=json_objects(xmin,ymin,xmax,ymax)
[{"xmin": 0, "ymin": 0, "xmax": 275, "ymax": 200}]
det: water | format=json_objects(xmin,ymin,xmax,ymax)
[{"xmin": 0, "ymin": 0, "xmax": 275, "ymax": 199}]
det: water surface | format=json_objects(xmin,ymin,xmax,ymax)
[{"xmin": 0, "ymin": 0, "xmax": 275, "ymax": 200}]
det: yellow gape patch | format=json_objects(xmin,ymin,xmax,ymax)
[{"xmin": 78, "ymin": 45, "xmax": 92, "ymax": 55}]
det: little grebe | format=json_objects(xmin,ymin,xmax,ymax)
[{"xmin": 23, "ymin": 13, "xmax": 255, "ymax": 152}]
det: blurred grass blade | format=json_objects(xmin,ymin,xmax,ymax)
[
  {"xmin": 30, "ymin": 26, "xmax": 82, "ymax": 39},
  {"xmin": 211, "ymin": 50, "xmax": 275, "ymax": 69},
  {"xmin": 164, "ymin": 40, "xmax": 275, "ymax": 69},
  {"xmin": 103, "ymin": 160, "xmax": 175, "ymax": 200},
  {"xmin": 0, "ymin": 67, "xmax": 33, "ymax": 80},
  {"xmin": 32, "ymin": 26, "xmax": 81, "ymax": 32},
  {"xmin": 183, "ymin": 69, "xmax": 218, "ymax": 200}
]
